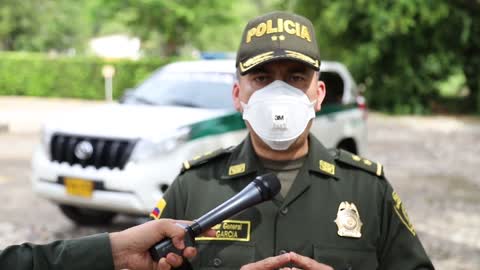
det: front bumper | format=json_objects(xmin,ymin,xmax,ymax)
[{"xmin": 31, "ymin": 146, "xmax": 182, "ymax": 215}]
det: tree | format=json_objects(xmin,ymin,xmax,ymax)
[
  {"xmin": 94, "ymin": 0, "xmax": 284, "ymax": 56},
  {"xmin": 291, "ymin": 0, "xmax": 480, "ymax": 113},
  {"xmin": 450, "ymin": 0, "xmax": 480, "ymax": 114},
  {"xmin": 0, "ymin": 0, "xmax": 90, "ymax": 52},
  {"xmin": 95, "ymin": 0, "xmax": 239, "ymax": 56}
]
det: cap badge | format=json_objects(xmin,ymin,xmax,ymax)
[{"xmin": 334, "ymin": 201, "xmax": 363, "ymax": 238}]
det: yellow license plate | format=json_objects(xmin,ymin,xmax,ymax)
[{"xmin": 64, "ymin": 178, "xmax": 94, "ymax": 198}]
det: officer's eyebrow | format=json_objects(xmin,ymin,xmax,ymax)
[
  {"xmin": 287, "ymin": 65, "xmax": 309, "ymax": 74},
  {"xmin": 248, "ymin": 66, "xmax": 268, "ymax": 75}
]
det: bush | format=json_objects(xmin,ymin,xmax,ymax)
[{"xmin": 0, "ymin": 52, "xmax": 173, "ymax": 99}]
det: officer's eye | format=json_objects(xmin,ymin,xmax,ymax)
[
  {"xmin": 290, "ymin": 74, "xmax": 306, "ymax": 82},
  {"xmin": 253, "ymin": 75, "xmax": 269, "ymax": 83}
]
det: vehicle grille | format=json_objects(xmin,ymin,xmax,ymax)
[{"xmin": 49, "ymin": 133, "xmax": 137, "ymax": 170}]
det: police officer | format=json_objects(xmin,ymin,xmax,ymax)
[
  {"xmin": 0, "ymin": 219, "xmax": 214, "ymax": 270},
  {"xmin": 152, "ymin": 11, "xmax": 434, "ymax": 270}
]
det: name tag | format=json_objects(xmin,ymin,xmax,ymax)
[{"xmin": 196, "ymin": 220, "xmax": 251, "ymax": 242}]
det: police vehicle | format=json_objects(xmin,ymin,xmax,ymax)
[{"xmin": 31, "ymin": 59, "xmax": 367, "ymax": 225}]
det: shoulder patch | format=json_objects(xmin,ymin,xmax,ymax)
[
  {"xmin": 180, "ymin": 147, "xmax": 232, "ymax": 174},
  {"xmin": 334, "ymin": 149, "xmax": 385, "ymax": 178}
]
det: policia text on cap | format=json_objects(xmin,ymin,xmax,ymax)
[{"xmin": 151, "ymin": 11, "xmax": 435, "ymax": 270}]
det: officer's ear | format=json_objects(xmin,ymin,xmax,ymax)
[
  {"xmin": 232, "ymin": 81, "xmax": 242, "ymax": 113},
  {"xmin": 315, "ymin": 79, "xmax": 326, "ymax": 112}
]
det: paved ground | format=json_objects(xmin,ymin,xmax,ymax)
[{"xmin": 1, "ymin": 97, "xmax": 479, "ymax": 269}]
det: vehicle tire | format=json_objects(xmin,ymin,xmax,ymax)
[{"xmin": 59, "ymin": 204, "xmax": 117, "ymax": 226}]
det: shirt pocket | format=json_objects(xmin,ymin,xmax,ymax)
[
  {"xmin": 313, "ymin": 245, "xmax": 378, "ymax": 270},
  {"xmin": 192, "ymin": 242, "xmax": 255, "ymax": 269}
]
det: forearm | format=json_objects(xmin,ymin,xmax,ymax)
[{"xmin": 0, "ymin": 233, "xmax": 114, "ymax": 270}]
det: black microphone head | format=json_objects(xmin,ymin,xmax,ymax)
[{"xmin": 253, "ymin": 173, "xmax": 281, "ymax": 201}]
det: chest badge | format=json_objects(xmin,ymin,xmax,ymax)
[{"xmin": 334, "ymin": 201, "xmax": 363, "ymax": 238}]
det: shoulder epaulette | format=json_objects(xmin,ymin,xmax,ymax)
[
  {"xmin": 180, "ymin": 147, "xmax": 233, "ymax": 174},
  {"xmin": 334, "ymin": 149, "xmax": 385, "ymax": 178}
]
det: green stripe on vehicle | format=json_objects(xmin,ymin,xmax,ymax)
[
  {"xmin": 188, "ymin": 104, "xmax": 357, "ymax": 141},
  {"xmin": 188, "ymin": 112, "xmax": 245, "ymax": 140},
  {"xmin": 316, "ymin": 103, "xmax": 356, "ymax": 116}
]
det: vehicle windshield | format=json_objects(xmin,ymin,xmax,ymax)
[{"xmin": 124, "ymin": 70, "xmax": 235, "ymax": 109}]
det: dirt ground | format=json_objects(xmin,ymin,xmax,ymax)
[{"xmin": 0, "ymin": 97, "xmax": 479, "ymax": 269}]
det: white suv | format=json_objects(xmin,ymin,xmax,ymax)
[{"xmin": 31, "ymin": 59, "xmax": 367, "ymax": 225}]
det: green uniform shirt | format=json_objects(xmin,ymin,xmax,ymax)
[
  {"xmin": 159, "ymin": 134, "xmax": 434, "ymax": 270},
  {"xmin": 0, "ymin": 233, "xmax": 114, "ymax": 270}
]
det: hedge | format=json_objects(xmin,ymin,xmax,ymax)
[{"xmin": 0, "ymin": 52, "xmax": 174, "ymax": 100}]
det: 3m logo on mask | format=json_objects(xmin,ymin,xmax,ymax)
[
  {"xmin": 272, "ymin": 108, "xmax": 287, "ymax": 129},
  {"xmin": 246, "ymin": 19, "xmax": 312, "ymax": 43}
]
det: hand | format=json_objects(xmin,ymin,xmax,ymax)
[
  {"xmin": 284, "ymin": 252, "xmax": 334, "ymax": 270},
  {"xmin": 240, "ymin": 252, "xmax": 333, "ymax": 270},
  {"xmin": 109, "ymin": 219, "xmax": 215, "ymax": 270},
  {"xmin": 240, "ymin": 253, "xmax": 291, "ymax": 270}
]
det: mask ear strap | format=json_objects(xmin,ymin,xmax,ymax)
[
  {"xmin": 240, "ymin": 101, "xmax": 248, "ymax": 109},
  {"xmin": 240, "ymin": 101, "xmax": 250, "ymax": 118}
]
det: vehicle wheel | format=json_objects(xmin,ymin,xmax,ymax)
[{"xmin": 59, "ymin": 204, "xmax": 117, "ymax": 226}]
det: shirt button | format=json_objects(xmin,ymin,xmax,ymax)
[
  {"xmin": 213, "ymin": 257, "xmax": 222, "ymax": 267},
  {"xmin": 280, "ymin": 207, "xmax": 288, "ymax": 215},
  {"xmin": 278, "ymin": 249, "xmax": 288, "ymax": 255}
]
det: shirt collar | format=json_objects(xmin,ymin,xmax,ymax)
[
  {"xmin": 221, "ymin": 134, "xmax": 339, "ymax": 180},
  {"xmin": 221, "ymin": 135, "xmax": 261, "ymax": 179},
  {"xmin": 305, "ymin": 135, "xmax": 339, "ymax": 180}
]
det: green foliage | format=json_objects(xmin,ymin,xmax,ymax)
[
  {"xmin": 94, "ymin": 0, "xmax": 236, "ymax": 56},
  {"xmin": 292, "ymin": 0, "xmax": 480, "ymax": 114},
  {"xmin": 1, "ymin": 0, "xmax": 479, "ymax": 114},
  {"xmin": 0, "ymin": 52, "xmax": 171, "ymax": 99},
  {"xmin": 0, "ymin": 0, "xmax": 90, "ymax": 52},
  {"xmin": 94, "ymin": 0, "xmax": 282, "ymax": 55}
]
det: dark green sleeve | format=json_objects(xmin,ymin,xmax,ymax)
[
  {"xmin": 378, "ymin": 182, "xmax": 435, "ymax": 270},
  {"xmin": 0, "ymin": 233, "xmax": 114, "ymax": 270},
  {"xmin": 159, "ymin": 176, "xmax": 194, "ymax": 270},
  {"xmin": 160, "ymin": 175, "xmax": 187, "ymax": 220}
]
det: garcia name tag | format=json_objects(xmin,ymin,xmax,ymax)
[{"xmin": 196, "ymin": 220, "xmax": 251, "ymax": 242}]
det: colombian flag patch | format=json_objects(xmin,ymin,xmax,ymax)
[{"xmin": 149, "ymin": 199, "xmax": 167, "ymax": 220}]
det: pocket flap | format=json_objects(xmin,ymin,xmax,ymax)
[
  {"xmin": 193, "ymin": 242, "xmax": 255, "ymax": 269},
  {"xmin": 314, "ymin": 245, "xmax": 378, "ymax": 269}
]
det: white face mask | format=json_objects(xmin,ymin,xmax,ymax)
[{"xmin": 241, "ymin": 80, "xmax": 316, "ymax": 150}]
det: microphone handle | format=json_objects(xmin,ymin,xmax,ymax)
[{"xmin": 149, "ymin": 224, "xmax": 196, "ymax": 262}]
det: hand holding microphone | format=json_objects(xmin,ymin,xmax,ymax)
[{"xmin": 149, "ymin": 173, "xmax": 281, "ymax": 262}]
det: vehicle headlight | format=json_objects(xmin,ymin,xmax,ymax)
[
  {"xmin": 130, "ymin": 127, "xmax": 191, "ymax": 162},
  {"xmin": 40, "ymin": 126, "xmax": 53, "ymax": 159}
]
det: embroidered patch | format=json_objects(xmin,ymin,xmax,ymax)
[
  {"xmin": 196, "ymin": 220, "xmax": 251, "ymax": 241},
  {"xmin": 319, "ymin": 160, "xmax": 335, "ymax": 175},
  {"xmin": 149, "ymin": 199, "xmax": 167, "ymax": 220},
  {"xmin": 392, "ymin": 191, "xmax": 416, "ymax": 236},
  {"xmin": 228, "ymin": 163, "xmax": 246, "ymax": 176}
]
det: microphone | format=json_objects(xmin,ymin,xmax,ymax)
[{"xmin": 149, "ymin": 173, "xmax": 280, "ymax": 262}]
